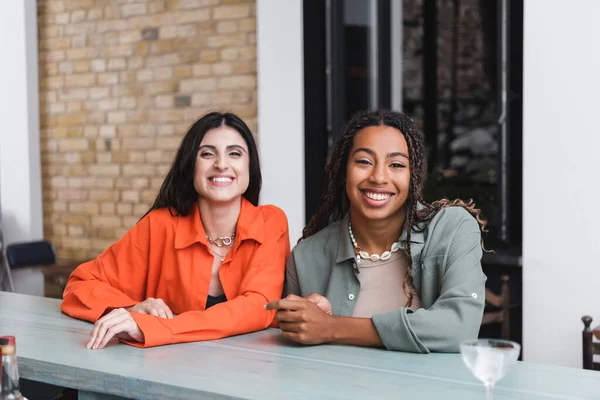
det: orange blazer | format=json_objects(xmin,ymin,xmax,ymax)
[{"xmin": 61, "ymin": 198, "xmax": 290, "ymax": 348}]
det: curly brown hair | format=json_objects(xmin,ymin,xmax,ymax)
[{"xmin": 302, "ymin": 109, "xmax": 487, "ymax": 307}]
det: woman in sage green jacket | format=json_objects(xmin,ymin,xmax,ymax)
[{"xmin": 266, "ymin": 110, "xmax": 487, "ymax": 353}]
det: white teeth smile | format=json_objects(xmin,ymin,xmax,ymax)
[
  {"xmin": 211, "ymin": 177, "xmax": 233, "ymax": 183},
  {"xmin": 364, "ymin": 192, "xmax": 391, "ymax": 201}
]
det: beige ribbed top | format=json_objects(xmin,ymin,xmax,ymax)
[{"xmin": 351, "ymin": 250, "xmax": 421, "ymax": 318}]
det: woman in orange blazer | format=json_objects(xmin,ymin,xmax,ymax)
[{"xmin": 61, "ymin": 112, "xmax": 290, "ymax": 349}]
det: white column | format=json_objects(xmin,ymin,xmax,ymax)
[
  {"xmin": 0, "ymin": 0, "xmax": 44, "ymax": 295},
  {"xmin": 522, "ymin": 0, "xmax": 600, "ymax": 367},
  {"xmin": 256, "ymin": 0, "xmax": 305, "ymax": 244}
]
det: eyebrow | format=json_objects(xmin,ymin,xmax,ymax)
[
  {"xmin": 199, "ymin": 144, "xmax": 248, "ymax": 153},
  {"xmin": 352, "ymin": 147, "xmax": 409, "ymax": 160}
]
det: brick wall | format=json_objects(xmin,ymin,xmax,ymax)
[{"xmin": 37, "ymin": 0, "xmax": 257, "ymax": 263}]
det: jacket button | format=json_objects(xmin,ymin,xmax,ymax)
[
  {"xmin": 348, "ymin": 293, "xmax": 355, "ymax": 300},
  {"xmin": 471, "ymin": 293, "xmax": 478, "ymax": 299}
]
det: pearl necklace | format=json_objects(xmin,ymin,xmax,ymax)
[{"xmin": 348, "ymin": 220, "xmax": 402, "ymax": 262}]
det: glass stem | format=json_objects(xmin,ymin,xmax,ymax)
[{"xmin": 484, "ymin": 382, "xmax": 494, "ymax": 400}]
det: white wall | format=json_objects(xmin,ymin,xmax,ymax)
[
  {"xmin": 256, "ymin": 0, "xmax": 305, "ymax": 244},
  {"xmin": 522, "ymin": 0, "xmax": 600, "ymax": 367},
  {"xmin": 0, "ymin": 0, "xmax": 43, "ymax": 245}
]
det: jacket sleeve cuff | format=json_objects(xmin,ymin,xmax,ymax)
[
  {"xmin": 371, "ymin": 308, "xmax": 429, "ymax": 353},
  {"xmin": 125, "ymin": 313, "xmax": 173, "ymax": 348}
]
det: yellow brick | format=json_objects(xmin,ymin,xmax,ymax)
[
  {"xmin": 68, "ymin": 226, "xmax": 85, "ymax": 237},
  {"xmin": 137, "ymin": 69, "xmax": 154, "ymax": 82},
  {"xmin": 120, "ymin": 97, "xmax": 137, "ymax": 109},
  {"xmin": 108, "ymin": 58, "xmax": 127, "ymax": 71},
  {"xmin": 144, "ymin": 81, "xmax": 178, "ymax": 95},
  {"xmin": 239, "ymin": 18, "xmax": 255, "ymax": 33},
  {"xmin": 117, "ymin": 125, "xmax": 138, "ymax": 137},
  {"xmin": 40, "ymin": 50, "xmax": 66, "ymax": 62},
  {"xmin": 90, "ymin": 87, "xmax": 110, "ymax": 100},
  {"xmin": 192, "ymin": 64, "xmax": 210, "ymax": 77},
  {"xmin": 176, "ymin": 9, "xmax": 211, "ymax": 24},
  {"xmin": 65, "ymin": 74, "xmax": 95, "ymax": 88},
  {"xmin": 122, "ymin": 190, "xmax": 140, "ymax": 203},
  {"xmin": 240, "ymin": 46, "xmax": 256, "ymax": 60},
  {"xmin": 191, "ymin": 93, "xmax": 210, "ymax": 106},
  {"xmin": 66, "ymin": 47, "xmax": 93, "ymax": 60},
  {"xmin": 83, "ymin": 202, "xmax": 100, "ymax": 215},
  {"xmin": 146, "ymin": 54, "xmax": 180, "ymax": 67},
  {"xmin": 134, "ymin": 42, "xmax": 150, "ymax": 55},
  {"xmin": 57, "ymin": 113, "xmax": 86, "ymax": 126},
  {"xmin": 232, "ymin": 61, "xmax": 254, "ymax": 74},
  {"xmin": 129, "ymin": 152, "xmax": 146, "ymax": 163},
  {"xmin": 200, "ymin": 49, "xmax": 219, "ymax": 62},
  {"xmin": 121, "ymin": 71, "xmax": 136, "ymax": 84},
  {"xmin": 102, "ymin": 45, "xmax": 132, "ymax": 57},
  {"xmin": 119, "ymin": 30, "xmax": 141, "ymax": 44},
  {"xmin": 121, "ymin": 3, "xmax": 147, "ymax": 17},
  {"xmin": 156, "ymin": 137, "xmax": 181, "ymax": 150},
  {"xmin": 217, "ymin": 21, "xmax": 237, "ymax": 34},
  {"xmin": 91, "ymin": 59, "xmax": 106, "ymax": 72},
  {"xmin": 148, "ymin": 110, "xmax": 185, "ymax": 123},
  {"xmin": 58, "ymin": 138, "xmax": 89, "ymax": 152},
  {"xmin": 67, "ymin": 102, "xmax": 83, "ymax": 113},
  {"xmin": 97, "ymin": 153, "xmax": 112, "ymax": 163},
  {"xmin": 128, "ymin": 57, "xmax": 144, "ymax": 70},
  {"xmin": 88, "ymin": 164, "xmax": 120, "ymax": 177},
  {"xmin": 40, "ymin": 76, "xmax": 64, "ymax": 90},
  {"xmin": 65, "ymin": 0, "xmax": 94, "ymax": 11},
  {"xmin": 134, "ymin": 204, "xmax": 149, "ymax": 217},
  {"xmin": 116, "ymin": 203, "xmax": 133, "ymax": 216},
  {"xmin": 155, "ymin": 67, "xmax": 173, "ymax": 80},
  {"xmin": 122, "ymin": 164, "xmax": 155, "ymax": 177},
  {"xmin": 101, "ymin": 202, "xmax": 116, "ymax": 214},
  {"xmin": 149, "ymin": 1, "xmax": 166, "ymax": 13},
  {"xmin": 98, "ymin": 73, "xmax": 119, "ymax": 85},
  {"xmin": 131, "ymin": 177, "xmax": 150, "ymax": 189},
  {"xmin": 71, "ymin": 10, "xmax": 86, "ymax": 23},
  {"xmin": 155, "ymin": 95, "xmax": 174, "ymax": 108},
  {"xmin": 207, "ymin": 34, "xmax": 246, "ymax": 48},
  {"xmin": 74, "ymin": 61, "xmax": 91, "ymax": 73},
  {"xmin": 92, "ymin": 215, "xmax": 121, "ymax": 228},
  {"xmin": 218, "ymin": 75, "xmax": 255, "ymax": 90},
  {"xmin": 108, "ymin": 111, "xmax": 127, "ymax": 124},
  {"xmin": 211, "ymin": 62, "xmax": 232, "ymax": 75},
  {"xmin": 179, "ymin": 78, "xmax": 218, "ymax": 93},
  {"xmin": 213, "ymin": 4, "xmax": 250, "ymax": 19},
  {"xmin": 221, "ymin": 48, "xmax": 239, "ymax": 61},
  {"xmin": 88, "ymin": 8, "xmax": 103, "ymax": 20},
  {"xmin": 145, "ymin": 151, "xmax": 162, "ymax": 163},
  {"xmin": 157, "ymin": 125, "xmax": 175, "ymax": 136},
  {"xmin": 122, "ymin": 138, "xmax": 156, "ymax": 150}
]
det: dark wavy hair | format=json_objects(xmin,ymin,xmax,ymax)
[
  {"xmin": 144, "ymin": 111, "xmax": 261, "ymax": 218},
  {"xmin": 302, "ymin": 109, "xmax": 487, "ymax": 307}
]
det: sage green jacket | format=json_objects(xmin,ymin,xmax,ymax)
[{"xmin": 285, "ymin": 206, "xmax": 486, "ymax": 353}]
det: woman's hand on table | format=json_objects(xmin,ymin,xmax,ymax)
[
  {"xmin": 265, "ymin": 294, "xmax": 336, "ymax": 345},
  {"xmin": 86, "ymin": 308, "xmax": 144, "ymax": 349},
  {"xmin": 126, "ymin": 297, "xmax": 173, "ymax": 319}
]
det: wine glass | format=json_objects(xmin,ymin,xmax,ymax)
[{"xmin": 460, "ymin": 339, "xmax": 521, "ymax": 399}]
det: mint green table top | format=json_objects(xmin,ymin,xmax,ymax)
[{"xmin": 1, "ymin": 292, "xmax": 598, "ymax": 399}]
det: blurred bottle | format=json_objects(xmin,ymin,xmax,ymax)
[{"xmin": 0, "ymin": 336, "xmax": 27, "ymax": 400}]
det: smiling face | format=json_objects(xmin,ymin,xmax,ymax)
[
  {"xmin": 345, "ymin": 125, "xmax": 411, "ymax": 223},
  {"xmin": 193, "ymin": 126, "xmax": 250, "ymax": 205}
]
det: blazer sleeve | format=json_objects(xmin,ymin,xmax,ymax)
[
  {"xmin": 371, "ymin": 214, "xmax": 486, "ymax": 353},
  {"xmin": 60, "ymin": 215, "xmax": 152, "ymax": 323},
  {"xmin": 126, "ymin": 207, "xmax": 290, "ymax": 348}
]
